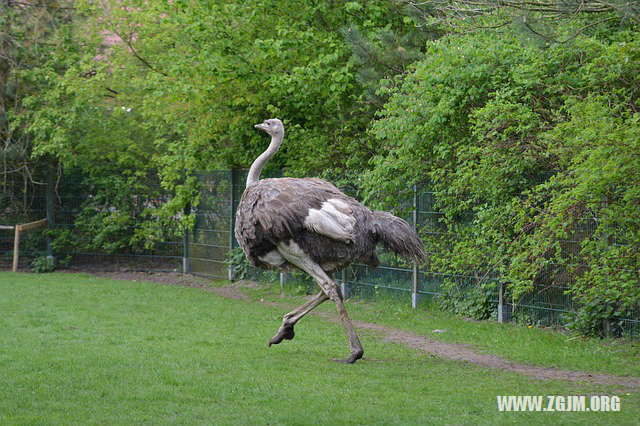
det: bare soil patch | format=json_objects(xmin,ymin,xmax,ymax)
[
  {"xmin": 67, "ymin": 270, "xmax": 250, "ymax": 302},
  {"xmin": 355, "ymin": 320, "xmax": 640, "ymax": 390},
  {"xmin": 61, "ymin": 270, "xmax": 640, "ymax": 390}
]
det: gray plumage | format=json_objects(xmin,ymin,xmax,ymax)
[
  {"xmin": 233, "ymin": 117, "xmax": 425, "ymax": 363},
  {"xmin": 235, "ymin": 177, "xmax": 425, "ymax": 272}
]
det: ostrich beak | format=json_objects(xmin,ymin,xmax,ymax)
[{"xmin": 254, "ymin": 123, "xmax": 267, "ymax": 131}]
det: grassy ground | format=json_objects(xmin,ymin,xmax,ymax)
[
  {"xmin": 242, "ymin": 281, "xmax": 640, "ymax": 378},
  {"xmin": 1, "ymin": 272, "xmax": 638, "ymax": 424}
]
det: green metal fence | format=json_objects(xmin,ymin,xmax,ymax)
[
  {"xmin": 187, "ymin": 170, "xmax": 233, "ymax": 279},
  {"xmin": 1, "ymin": 167, "xmax": 637, "ymax": 337},
  {"xmin": 186, "ymin": 169, "xmax": 283, "ymax": 279},
  {"xmin": 51, "ymin": 168, "xmax": 184, "ymax": 272}
]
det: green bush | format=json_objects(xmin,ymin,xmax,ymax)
[
  {"xmin": 365, "ymin": 26, "xmax": 640, "ymax": 326},
  {"xmin": 439, "ymin": 283, "xmax": 496, "ymax": 321},
  {"xmin": 225, "ymin": 247, "xmax": 251, "ymax": 281},
  {"xmin": 31, "ymin": 256, "xmax": 55, "ymax": 273},
  {"xmin": 565, "ymin": 300, "xmax": 630, "ymax": 338}
]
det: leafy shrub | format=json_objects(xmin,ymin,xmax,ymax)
[
  {"xmin": 565, "ymin": 300, "xmax": 628, "ymax": 338},
  {"xmin": 439, "ymin": 283, "xmax": 496, "ymax": 321},
  {"xmin": 226, "ymin": 247, "xmax": 251, "ymax": 281},
  {"xmin": 31, "ymin": 256, "xmax": 55, "ymax": 273}
]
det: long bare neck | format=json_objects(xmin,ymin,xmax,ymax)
[{"xmin": 246, "ymin": 131, "xmax": 283, "ymax": 188}]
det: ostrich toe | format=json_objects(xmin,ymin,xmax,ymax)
[
  {"xmin": 332, "ymin": 349, "xmax": 364, "ymax": 364},
  {"xmin": 267, "ymin": 324, "xmax": 295, "ymax": 346}
]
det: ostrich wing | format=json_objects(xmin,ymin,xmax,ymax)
[
  {"xmin": 302, "ymin": 196, "xmax": 355, "ymax": 243},
  {"xmin": 247, "ymin": 178, "xmax": 358, "ymax": 244}
]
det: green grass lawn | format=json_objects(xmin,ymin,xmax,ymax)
[
  {"xmin": 1, "ymin": 272, "xmax": 638, "ymax": 424},
  {"xmin": 242, "ymin": 281, "xmax": 640, "ymax": 378}
]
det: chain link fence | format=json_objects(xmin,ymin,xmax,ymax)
[
  {"xmin": 50, "ymin": 168, "xmax": 184, "ymax": 272},
  {"xmin": 1, "ymin": 167, "xmax": 637, "ymax": 337}
]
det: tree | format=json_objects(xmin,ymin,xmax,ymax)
[
  {"xmin": 400, "ymin": 0, "xmax": 639, "ymax": 43},
  {"xmin": 0, "ymin": 0, "xmax": 76, "ymax": 218},
  {"xmin": 23, "ymin": 0, "xmax": 418, "ymax": 250},
  {"xmin": 365, "ymin": 24, "xmax": 640, "ymax": 330}
]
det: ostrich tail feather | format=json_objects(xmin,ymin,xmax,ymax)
[{"xmin": 371, "ymin": 211, "xmax": 426, "ymax": 263}]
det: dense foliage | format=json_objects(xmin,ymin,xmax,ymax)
[
  {"xmin": 3, "ymin": 0, "xmax": 639, "ymax": 335},
  {"xmin": 365, "ymin": 24, "xmax": 640, "ymax": 330},
  {"xmin": 0, "ymin": 1, "xmax": 76, "ymax": 220}
]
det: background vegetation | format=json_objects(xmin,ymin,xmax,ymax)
[{"xmin": 2, "ymin": 0, "xmax": 639, "ymax": 336}]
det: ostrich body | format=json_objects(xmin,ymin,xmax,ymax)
[{"xmin": 235, "ymin": 118, "xmax": 425, "ymax": 363}]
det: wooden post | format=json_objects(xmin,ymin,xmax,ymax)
[
  {"xmin": 12, "ymin": 225, "xmax": 20, "ymax": 272},
  {"xmin": 9, "ymin": 219, "xmax": 47, "ymax": 272},
  {"xmin": 19, "ymin": 219, "xmax": 47, "ymax": 231}
]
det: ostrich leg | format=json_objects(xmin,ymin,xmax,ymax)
[
  {"xmin": 276, "ymin": 242, "xmax": 364, "ymax": 363},
  {"xmin": 268, "ymin": 291, "xmax": 329, "ymax": 346}
]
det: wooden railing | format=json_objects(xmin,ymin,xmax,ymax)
[{"xmin": 1, "ymin": 219, "xmax": 48, "ymax": 272}]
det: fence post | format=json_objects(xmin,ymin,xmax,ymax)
[
  {"xmin": 228, "ymin": 169, "xmax": 236, "ymax": 282},
  {"xmin": 412, "ymin": 184, "xmax": 419, "ymax": 309},
  {"xmin": 602, "ymin": 318, "xmax": 619, "ymax": 338},
  {"xmin": 45, "ymin": 164, "xmax": 54, "ymax": 260},
  {"xmin": 12, "ymin": 225, "xmax": 20, "ymax": 272},
  {"xmin": 340, "ymin": 269, "xmax": 349, "ymax": 300},
  {"xmin": 497, "ymin": 282, "xmax": 513, "ymax": 322},
  {"xmin": 183, "ymin": 202, "xmax": 191, "ymax": 274},
  {"xmin": 498, "ymin": 281, "xmax": 504, "ymax": 323},
  {"xmin": 600, "ymin": 195, "xmax": 616, "ymax": 337}
]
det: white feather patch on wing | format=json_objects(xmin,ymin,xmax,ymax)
[
  {"xmin": 258, "ymin": 249, "xmax": 286, "ymax": 267},
  {"xmin": 326, "ymin": 197, "xmax": 350, "ymax": 210},
  {"xmin": 303, "ymin": 198, "xmax": 356, "ymax": 243}
]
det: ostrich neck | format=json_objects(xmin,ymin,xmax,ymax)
[{"xmin": 246, "ymin": 132, "xmax": 283, "ymax": 188}]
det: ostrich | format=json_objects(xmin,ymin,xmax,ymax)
[{"xmin": 235, "ymin": 118, "xmax": 425, "ymax": 363}]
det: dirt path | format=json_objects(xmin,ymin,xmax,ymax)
[
  {"xmin": 80, "ymin": 270, "xmax": 252, "ymax": 301},
  {"xmin": 354, "ymin": 319, "xmax": 640, "ymax": 390},
  {"xmin": 82, "ymin": 271, "xmax": 640, "ymax": 391}
]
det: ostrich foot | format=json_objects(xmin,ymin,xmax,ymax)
[
  {"xmin": 332, "ymin": 349, "xmax": 364, "ymax": 364},
  {"xmin": 267, "ymin": 325, "xmax": 295, "ymax": 346}
]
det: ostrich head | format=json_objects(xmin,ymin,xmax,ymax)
[{"xmin": 254, "ymin": 118, "xmax": 284, "ymax": 137}]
